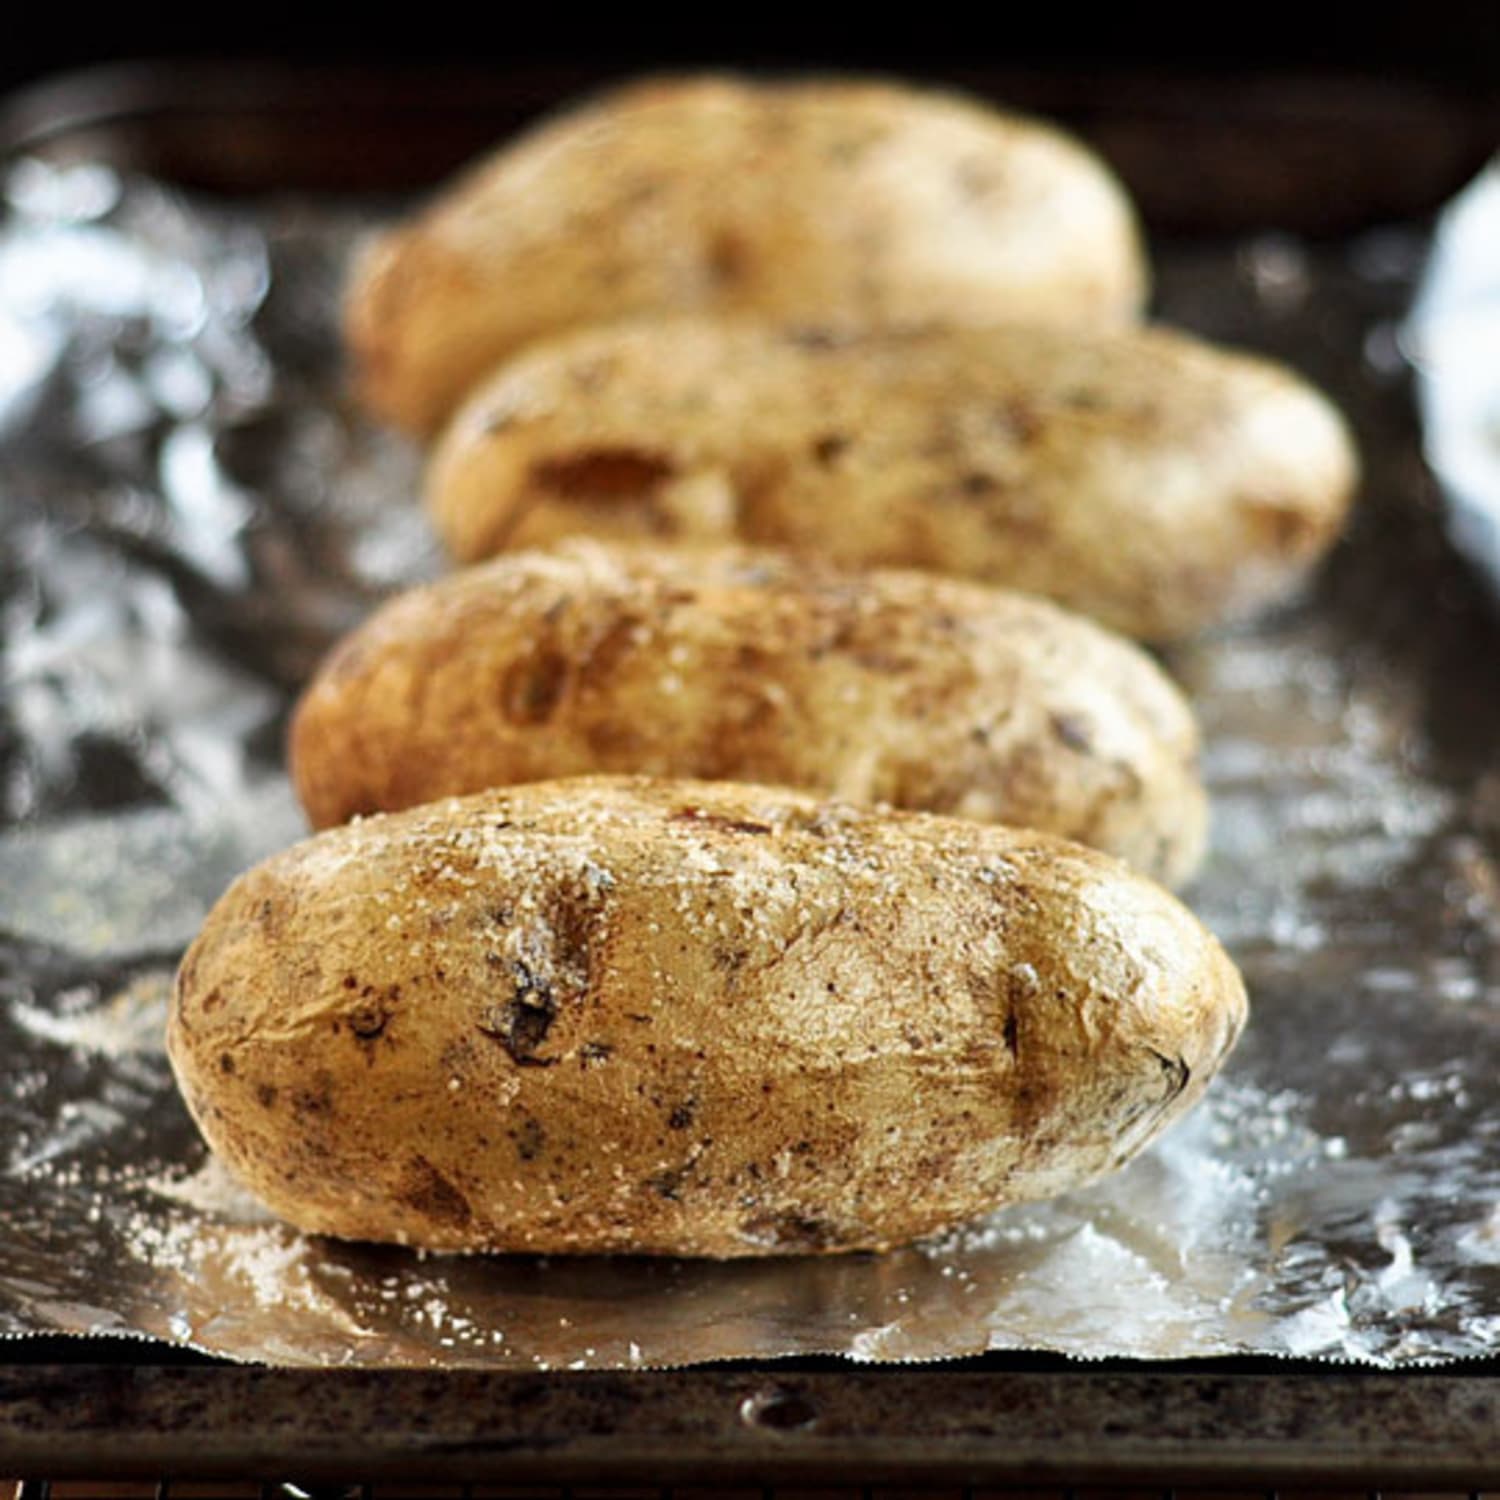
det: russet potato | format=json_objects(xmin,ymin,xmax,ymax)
[
  {"xmin": 347, "ymin": 75, "xmax": 1147, "ymax": 436},
  {"xmin": 169, "ymin": 777, "xmax": 1246, "ymax": 1257},
  {"xmin": 425, "ymin": 319, "xmax": 1358, "ymax": 641},
  {"xmin": 289, "ymin": 542, "xmax": 1207, "ymax": 886}
]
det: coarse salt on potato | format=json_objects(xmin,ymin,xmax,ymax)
[{"xmin": 169, "ymin": 776, "xmax": 1246, "ymax": 1258}]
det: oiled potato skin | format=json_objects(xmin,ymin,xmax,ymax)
[
  {"xmin": 290, "ymin": 543, "xmax": 1207, "ymax": 886},
  {"xmin": 169, "ymin": 777, "xmax": 1246, "ymax": 1257},
  {"xmin": 427, "ymin": 320, "xmax": 1358, "ymax": 641},
  {"xmin": 348, "ymin": 75, "xmax": 1147, "ymax": 435}
]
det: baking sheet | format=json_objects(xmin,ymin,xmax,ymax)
[{"xmin": 0, "ymin": 157, "xmax": 1497, "ymax": 1369}]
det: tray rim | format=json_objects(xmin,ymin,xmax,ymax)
[{"xmin": 1, "ymin": 1361, "xmax": 1499, "ymax": 1484}]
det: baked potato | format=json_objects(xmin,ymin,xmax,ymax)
[
  {"xmin": 168, "ymin": 776, "xmax": 1247, "ymax": 1257},
  {"xmin": 425, "ymin": 318, "xmax": 1359, "ymax": 641},
  {"xmin": 289, "ymin": 542, "xmax": 1207, "ymax": 886},
  {"xmin": 347, "ymin": 74, "xmax": 1147, "ymax": 436}
]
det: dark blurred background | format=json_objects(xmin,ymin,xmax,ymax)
[
  {"xmin": 0, "ymin": 12, "xmax": 1495, "ymax": 234},
  {"xmin": 3, "ymin": 9, "xmax": 1500, "ymax": 93}
]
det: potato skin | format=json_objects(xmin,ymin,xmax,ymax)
[
  {"xmin": 289, "ymin": 542, "xmax": 1207, "ymax": 886},
  {"xmin": 426, "ymin": 319, "xmax": 1358, "ymax": 642},
  {"xmin": 347, "ymin": 74, "xmax": 1147, "ymax": 436},
  {"xmin": 169, "ymin": 777, "xmax": 1246, "ymax": 1257}
]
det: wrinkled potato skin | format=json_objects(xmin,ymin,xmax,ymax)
[
  {"xmin": 169, "ymin": 778, "xmax": 1246, "ymax": 1257},
  {"xmin": 347, "ymin": 75, "xmax": 1147, "ymax": 436},
  {"xmin": 290, "ymin": 543, "xmax": 1207, "ymax": 886},
  {"xmin": 427, "ymin": 320, "xmax": 1358, "ymax": 642}
]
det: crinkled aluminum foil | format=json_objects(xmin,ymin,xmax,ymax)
[{"xmin": 0, "ymin": 159, "xmax": 1497, "ymax": 1370}]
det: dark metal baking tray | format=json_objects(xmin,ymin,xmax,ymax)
[{"xmin": 1, "ymin": 61, "xmax": 1498, "ymax": 1487}]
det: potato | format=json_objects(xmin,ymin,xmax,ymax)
[
  {"xmin": 168, "ymin": 777, "xmax": 1246, "ymax": 1257},
  {"xmin": 289, "ymin": 542, "xmax": 1207, "ymax": 887},
  {"xmin": 425, "ymin": 318, "xmax": 1358, "ymax": 641},
  {"xmin": 347, "ymin": 74, "xmax": 1147, "ymax": 436}
]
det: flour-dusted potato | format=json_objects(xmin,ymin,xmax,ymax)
[
  {"xmin": 347, "ymin": 74, "xmax": 1147, "ymax": 436},
  {"xmin": 168, "ymin": 777, "xmax": 1247, "ymax": 1257},
  {"xmin": 426, "ymin": 319, "xmax": 1358, "ymax": 641},
  {"xmin": 289, "ymin": 542, "xmax": 1207, "ymax": 887}
]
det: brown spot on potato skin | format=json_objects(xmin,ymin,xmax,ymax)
[
  {"xmin": 255, "ymin": 1083, "xmax": 278, "ymax": 1109},
  {"xmin": 348, "ymin": 1006, "xmax": 387, "ymax": 1041},
  {"xmin": 995, "ymin": 400, "xmax": 1041, "ymax": 443},
  {"xmin": 573, "ymin": 612, "xmax": 645, "ymax": 693},
  {"xmin": 708, "ymin": 230, "xmax": 749, "ymax": 284},
  {"xmin": 1050, "ymin": 712, "xmax": 1095, "ymax": 755},
  {"xmin": 530, "ymin": 449, "xmax": 677, "ymax": 498},
  {"xmin": 510, "ymin": 1115, "xmax": 545, "ymax": 1162},
  {"xmin": 1245, "ymin": 498, "xmax": 1322, "ymax": 554},
  {"xmin": 218, "ymin": 1052, "xmax": 235, "ymax": 1075},
  {"xmin": 649, "ymin": 1164, "xmax": 690, "ymax": 1200},
  {"xmin": 670, "ymin": 806, "xmax": 773, "ymax": 836},
  {"xmin": 500, "ymin": 648, "xmax": 569, "ymax": 725},
  {"xmin": 292, "ymin": 1086, "xmax": 332, "ymax": 1117},
  {"xmin": 1060, "ymin": 385, "xmax": 1107, "ymax": 412},
  {"xmin": 979, "ymin": 500, "xmax": 1054, "ymax": 545},
  {"xmin": 398, "ymin": 1154, "xmax": 473, "ymax": 1228},
  {"xmin": 783, "ymin": 326, "xmax": 851, "ymax": 352},
  {"xmin": 812, "ymin": 433, "xmax": 849, "ymax": 466},
  {"xmin": 254, "ymin": 897, "xmax": 293, "ymax": 944},
  {"xmin": 478, "ymin": 961, "xmax": 559, "ymax": 1066},
  {"xmin": 955, "ymin": 155, "xmax": 1007, "ymax": 199}
]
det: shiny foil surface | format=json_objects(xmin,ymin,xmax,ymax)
[{"xmin": 0, "ymin": 159, "xmax": 1497, "ymax": 1369}]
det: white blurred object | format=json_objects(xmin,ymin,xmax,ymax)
[
  {"xmin": 0, "ymin": 304, "xmax": 60, "ymax": 434},
  {"xmin": 1406, "ymin": 157, "xmax": 1500, "ymax": 599}
]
